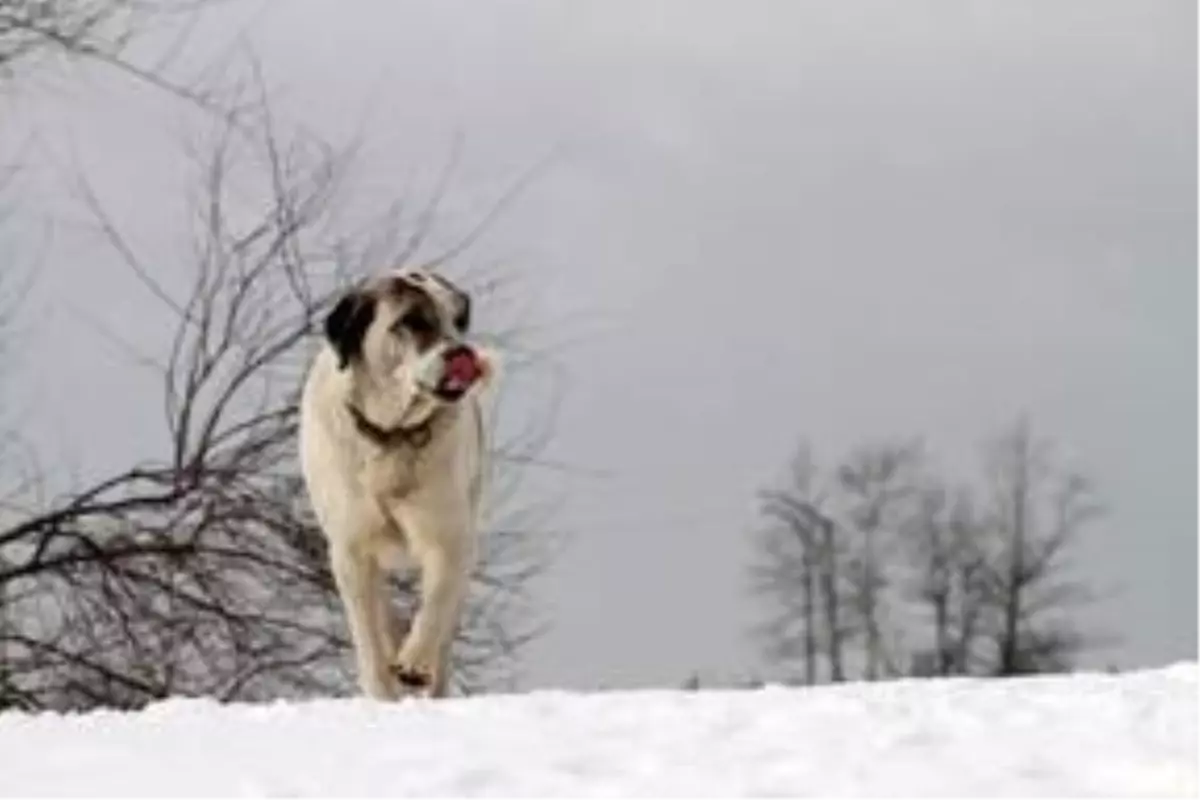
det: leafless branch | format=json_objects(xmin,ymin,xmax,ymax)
[
  {"xmin": 0, "ymin": 68, "xmax": 561, "ymax": 710},
  {"xmin": 0, "ymin": 1, "xmax": 234, "ymax": 112}
]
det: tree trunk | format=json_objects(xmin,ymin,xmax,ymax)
[{"xmin": 819, "ymin": 518, "xmax": 845, "ymax": 682}]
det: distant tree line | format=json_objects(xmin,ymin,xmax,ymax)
[{"xmin": 751, "ymin": 416, "xmax": 1105, "ymax": 684}]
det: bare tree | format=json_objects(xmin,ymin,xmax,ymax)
[
  {"xmin": 0, "ymin": 0, "xmax": 221, "ymax": 99},
  {"xmin": 754, "ymin": 438, "xmax": 921, "ymax": 684},
  {"xmin": 903, "ymin": 481, "xmax": 990, "ymax": 676},
  {"xmin": 0, "ymin": 78, "xmax": 559, "ymax": 711},
  {"xmin": 0, "ymin": 159, "xmax": 48, "ymax": 711},
  {"xmin": 753, "ymin": 418, "xmax": 1106, "ymax": 685},
  {"xmin": 752, "ymin": 445, "xmax": 822, "ymax": 685},
  {"xmin": 978, "ymin": 416, "xmax": 1102, "ymax": 675},
  {"xmin": 834, "ymin": 439, "xmax": 922, "ymax": 680},
  {"xmin": 751, "ymin": 442, "xmax": 849, "ymax": 684}
]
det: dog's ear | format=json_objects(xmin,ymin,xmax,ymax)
[
  {"xmin": 430, "ymin": 273, "xmax": 472, "ymax": 334},
  {"xmin": 324, "ymin": 290, "xmax": 377, "ymax": 369}
]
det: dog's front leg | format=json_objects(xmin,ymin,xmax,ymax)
[
  {"xmin": 391, "ymin": 512, "xmax": 474, "ymax": 697},
  {"xmin": 330, "ymin": 544, "xmax": 398, "ymax": 701}
]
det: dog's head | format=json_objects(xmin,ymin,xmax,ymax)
[{"xmin": 323, "ymin": 267, "xmax": 493, "ymax": 430}]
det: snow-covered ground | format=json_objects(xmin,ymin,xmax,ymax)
[{"xmin": 0, "ymin": 664, "xmax": 1194, "ymax": 797}]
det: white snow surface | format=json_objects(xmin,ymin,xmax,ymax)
[{"xmin": 0, "ymin": 664, "xmax": 1195, "ymax": 797}]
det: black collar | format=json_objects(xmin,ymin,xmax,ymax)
[{"xmin": 345, "ymin": 403, "xmax": 435, "ymax": 449}]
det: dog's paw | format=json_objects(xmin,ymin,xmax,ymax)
[
  {"xmin": 390, "ymin": 645, "xmax": 436, "ymax": 693},
  {"xmin": 390, "ymin": 663, "xmax": 431, "ymax": 690},
  {"xmin": 390, "ymin": 637, "xmax": 442, "ymax": 696}
]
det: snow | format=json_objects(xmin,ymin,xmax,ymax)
[{"xmin": 0, "ymin": 664, "xmax": 1195, "ymax": 797}]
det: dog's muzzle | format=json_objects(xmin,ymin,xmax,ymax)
[{"xmin": 416, "ymin": 342, "xmax": 484, "ymax": 402}]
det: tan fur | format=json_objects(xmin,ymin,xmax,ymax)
[{"xmin": 298, "ymin": 268, "xmax": 496, "ymax": 700}]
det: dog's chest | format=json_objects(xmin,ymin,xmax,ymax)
[{"xmin": 356, "ymin": 448, "xmax": 421, "ymax": 501}]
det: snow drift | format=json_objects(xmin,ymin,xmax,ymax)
[{"xmin": 0, "ymin": 663, "xmax": 1194, "ymax": 796}]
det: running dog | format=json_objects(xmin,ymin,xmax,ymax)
[{"xmin": 299, "ymin": 267, "xmax": 497, "ymax": 699}]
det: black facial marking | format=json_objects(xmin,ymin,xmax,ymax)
[
  {"xmin": 431, "ymin": 273, "xmax": 472, "ymax": 334},
  {"xmin": 323, "ymin": 291, "xmax": 377, "ymax": 369},
  {"xmin": 399, "ymin": 307, "xmax": 437, "ymax": 337},
  {"xmin": 453, "ymin": 292, "xmax": 471, "ymax": 334},
  {"xmin": 390, "ymin": 300, "xmax": 441, "ymax": 353}
]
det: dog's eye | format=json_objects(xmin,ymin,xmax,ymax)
[{"xmin": 395, "ymin": 309, "xmax": 437, "ymax": 337}]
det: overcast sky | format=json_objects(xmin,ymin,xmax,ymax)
[{"xmin": 5, "ymin": 0, "xmax": 1195, "ymax": 688}]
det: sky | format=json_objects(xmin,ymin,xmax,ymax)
[{"xmin": 3, "ymin": 0, "xmax": 1195, "ymax": 689}]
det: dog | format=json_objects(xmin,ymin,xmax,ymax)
[{"xmin": 298, "ymin": 267, "xmax": 497, "ymax": 700}]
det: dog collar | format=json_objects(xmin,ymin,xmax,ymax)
[{"xmin": 345, "ymin": 402, "xmax": 435, "ymax": 450}]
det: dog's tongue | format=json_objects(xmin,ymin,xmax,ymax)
[{"xmin": 442, "ymin": 348, "xmax": 482, "ymax": 391}]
